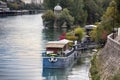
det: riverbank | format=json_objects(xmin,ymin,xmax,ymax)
[
  {"xmin": 90, "ymin": 34, "xmax": 120, "ymax": 80},
  {"xmin": 90, "ymin": 50, "xmax": 120, "ymax": 80},
  {"xmin": 89, "ymin": 50, "xmax": 101, "ymax": 80},
  {"xmin": 0, "ymin": 10, "xmax": 44, "ymax": 17}
]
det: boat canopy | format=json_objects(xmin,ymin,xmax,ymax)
[
  {"xmin": 59, "ymin": 39, "xmax": 73, "ymax": 44},
  {"xmin": 46, "ymin": 43, "xmax": 65, "ymax": 48},
  {"xmin": 46, "ymin": 39, "xmax": 73, "ymax": 48}
]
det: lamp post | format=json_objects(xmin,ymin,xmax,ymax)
[
  {"xmin": 54, "ymin": 4, "xmax": 62, "ymax": 28},
  {"xmin": 112, "ymin": 0, "xmax": 116, "ymax": 39}
]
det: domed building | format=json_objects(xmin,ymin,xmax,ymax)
[{"xmin": 54, "ymin": 4, "xmax": 62, "ymax": 16}]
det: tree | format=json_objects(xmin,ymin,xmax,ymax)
[
  {"xmin": 42, "ymin": 10, "xmax": 55, "ymax": 28},
  {"xmin": 59, "ymin": 8, "xmax": 74, "ymax": 27},
  {"xmin": 84, "ymin": 0, "xmax": 103, "ymax": 24},
  {"xmin": 115, "ymin": 0, "xmax": 120, "ymax": 27},
  {"xmin": 66, "ymin": 31, "xmax": 78, "ymax": 41},
  {"xmin": 59, "ymin": 0, "xmax": 73, "ymax": 9},
  {"xmin": 43, "ymin": 0, "xmax": 58, "ymax": 9},
  {"xmin": 71, "ymin": 0, "xmax": 87, "ymax": 26},
  {"xmin": 90, "ymin": 0, "xmax": 120, "ymax": 44},
  {"xmin": 90, "ymin": 27, "xmax": 98, "ymax": 42},
  {"xmin": 74, "ymin": 26, "xmax": 84, "ymax": 41},
  {"xmin": 43, "ymin": 0, "xmax": 73, "ymax": 10},
  {"xmin": 101, "ymin": 0, "xmax": 112, "ymax": 10},
  {"xmin": 7, "ymin": 2, "xmax": 19, "ymax": 10},
  {"xmin": 66, "ymin": 26, "xmax": 84, "ymax": 41},
  {"xmin": 100, "ymin": 0, "xmax": 119, "ymax": 33},
  {"xmin": 90, "ymin": 26, "xmax": 108, "ymax": 44}
]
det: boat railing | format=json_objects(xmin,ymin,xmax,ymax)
[
  {"xmin": 43, "ymin": 56, "xmax": 67, "ymax": 58},
  {"xmin": 64, "ymin": 48, "xmax": 75, "ymax": 57},
  {"xmin": 42, "ymin": 48, "xmax": 75, "ymax": 57}
]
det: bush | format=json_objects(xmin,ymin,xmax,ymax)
[
  {"xmin": 74, "ymin": 26, "xmax": 84, "ymax": 41},
  {"xmin": 59, "ymin": 8, "xmax": 74, "ymax": 27},
  {"xmin": 42, "ymin": 10, "xmax": 55, "ymax": 28},
  {"xmin": 90, "ymin": 55, "xmax": 100, "ymax": 80}
]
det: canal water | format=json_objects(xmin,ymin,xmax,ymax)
[{"xmin": 0, "ymin": 14, "xmax": 90, "ymax": 80}]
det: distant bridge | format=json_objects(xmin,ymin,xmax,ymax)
[{"xmin": 0, "ymin": 10, "xmax": 45, "ymax": 17}]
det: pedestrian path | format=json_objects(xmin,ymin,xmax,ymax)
[{"xmin": 115, "ymin": 35, "xmax": 120, "ymax": 42}]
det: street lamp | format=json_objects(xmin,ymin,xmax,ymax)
[
  {"xmin": 112, "ymin": 0, "xmax": 116, "ymax": 39},
  {"xmin": 54, "ymin": 4, "xmax": 62, "ymax": 28}
]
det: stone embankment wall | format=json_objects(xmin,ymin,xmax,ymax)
[{"xmin": 98, "ymin": 34, "xmax": 120, "ymax": 80}]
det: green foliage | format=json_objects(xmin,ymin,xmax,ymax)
[
  {"xmin": 101, "ymin": 0, "xmax": 116, "ymax": 32},
  {"xmin": 60, "ymin": 0, "xmax": 73, "ymax": 9},
  {"xmin": 42, "ymin": 10, "xmax": 55, "ymax": 28},
  {"xmin": 90, "ymin": 27, "xmax": 98, "ymax": 42},
  {"xmin": 90, "ymin": 24, "xmax": 108, "ymax": 45},
  {"xmin": 43, "ymin": 0, "xmax": 111, "ymax": 25},
  {"xmin": 59, "ymin": 8, "xmax": 74, "ymax": 27},
  {"xmin": 99, "ymin": 0, "xmax": 120, "ymax": 34},
  {"xmin": 43, "ymin": 0, "xmax": 73, "ymax": 10},
  {"xmin": 74, "ymin": 26, "xmax": 84, "ymax": 41},
  {"xmin": 90, "ymin": 0, "xmax": 120, "ymax": 45},
  {"xmin": 7, "ymin": 2, "xmax": 19, "ymax": 10},
  {"xmin": 66, "ymin": 31, "xmax": 78, "ymax": 40},
  {"xmin": 100, "ymin": 0, "xmax": 112, "ymax": 10},
  {"xmin": 84, "ymin": 0, "xmax": 103, "ymax": 24},
  {"xmin": 71, "ymin": 0, "xmax": 87, "ymax": 26},
  {"xmin": 23, "ymin": 3, "xmax": 42, "ymax": 10},
  {"xmin": 115, "ymin": 0, "xmax": 120, "ymax": 13},
  {"xmin": 115, "ymin": 0, "xmax": 120, "ymax": 27},
  {"xmin": 90, "ymin": 55, "xmax": 100, "ymax": 80},
  {"xmin": 42, "ymin": 8, "xmax": 74, "ymax": 28},
  {"xmin": 43, "ymin": 0, "xmax": 58, "ymax": 9},
  {"xmin": 66, "ymin": 26, "xmax": 84, "ymax": 41},
  {"xmin": 6, "ymin": 0, "xmax": 25, "ymax": 10}
]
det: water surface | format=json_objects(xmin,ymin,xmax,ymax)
[{"xmin": 0, "ymin": 14, "xmax": 90, "ymax": 80}]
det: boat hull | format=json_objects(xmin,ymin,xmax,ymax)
[{"xmin": 43, "ymin": 51, "xmax": 79, "ymax": 68}]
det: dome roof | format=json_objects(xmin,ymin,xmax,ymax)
[{"xmin": 54, "ymin": 4, "xmax": 62, "ymax": 11}]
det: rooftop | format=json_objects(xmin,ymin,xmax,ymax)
[
  {"xmin": 84, "ymin": 25, "xmax": 97, "ymax": 29},
  {"xmin": 46, "ymin": 39, "xmax": 73, "ymax": 48},
  {"xmin": 54, "ymin": 4, "xmax": 62, "ymax": 11}
]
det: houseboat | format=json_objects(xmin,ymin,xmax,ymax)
[{"xmin": 42, "ymin": 39, "xmax": 80, "ymax": 68}]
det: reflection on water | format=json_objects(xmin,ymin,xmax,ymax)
[
  {"xmin": 43, "ymin": 69, "xmax": 68, "ymax": 80},
  {"xmin": 42, "ymin": 29, "xmax": 63, "ymax": 41},
  {"xmin": 68, "ymin": 58, "xmax": 90, "ymax": 80},
  {"xmin": 0, "ymin": 14, "xmax": 90, "ymax": 80},
  {"xmin": 0, "ymin": 14, "xmax": 44, "ymax": 80},
  {"xmin": 42, "ymin": 58, "xmax": 90, "ymax": 80}
]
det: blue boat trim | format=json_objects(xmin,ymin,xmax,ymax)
[{"xmin": 42, "ymin": 39, "xmax": 80, "ymax": 68}]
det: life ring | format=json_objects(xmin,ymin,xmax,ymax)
[{"xmin": 48, "ymin": 56, "xmax": 57, "ymax": 63}]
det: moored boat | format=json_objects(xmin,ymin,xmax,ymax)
[{"xmin": 42, "ymin": 39, "xmax": 80, "ymax": 68}]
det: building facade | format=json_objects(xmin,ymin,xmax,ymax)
[
  {"xmin": 31, "ymin": 0, "xmax": 43, "ymax": 4},
  {"xmin": 0, "ymin": 1, "xmax": 9, "ymax": 11}
]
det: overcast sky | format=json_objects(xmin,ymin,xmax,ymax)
[
  {"xmin": 22, "ymin": 0, "xmax": 31, "ymax": 3},
  {"xmin": 22, "ymin": 0, "xmax": 43, "ymax": 4}
]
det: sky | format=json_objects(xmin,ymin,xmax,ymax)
[
  {"xmin": 21, "ymin": 0, "xmax": 31, "ymax": 3},
  {"xmin": 22, "ymin": 0, "xmax": 43, "ymax": 4}
]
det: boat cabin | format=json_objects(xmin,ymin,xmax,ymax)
[{"xmin": 46, "ymin": 39, "xmax": 73, "ymax": 56}]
